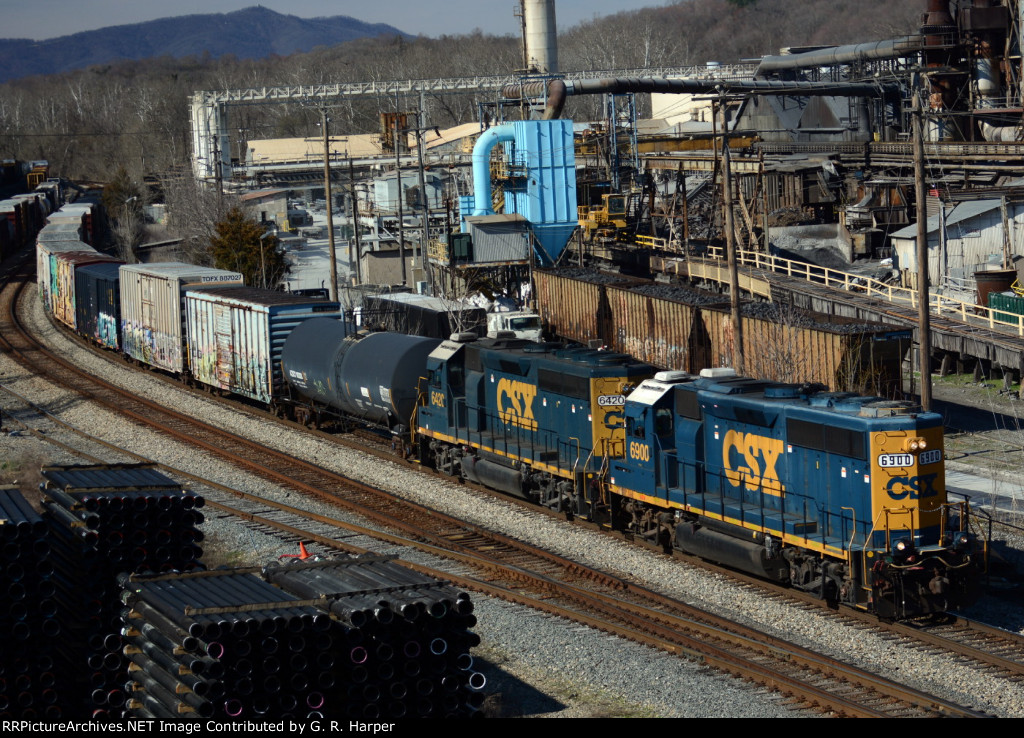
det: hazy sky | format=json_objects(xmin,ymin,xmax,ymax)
[{"xmin": 1, "ymin": 1, "xmax": 669, "ymax": 40}]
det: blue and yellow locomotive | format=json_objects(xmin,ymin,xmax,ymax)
[
  {"xmin": 285, "ymin": 325, "xmax": 983, "ymax": 620},
  {"xmin": 416, "ymin": 334, "xmax": 651, "ymax": 516},
  {"xmin": 415, "ymin": 335, "xmax": 980, "ymax": 619},
  {"xmin": 606, "ymin": 369, "xmax": 979, "ymax": 619}
]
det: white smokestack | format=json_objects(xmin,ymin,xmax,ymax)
[{"xmin": 522, "ymin": 0, "xmax": 558, "ymax": 74}]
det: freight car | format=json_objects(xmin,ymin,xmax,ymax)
[
  {"xmin": 282, "ymin": 318, "xmax": 436, "ymax": 432},
  {"xmin": 534, "ymin": 267, "xmax": 909, "ymax": 395},
  {"xmin": 34, "ymin": 237, "xmax": 343, "ymax": 412},
  {"xmin": 119, "ymin": 263, "xmax": 244, "ymax": 374}
]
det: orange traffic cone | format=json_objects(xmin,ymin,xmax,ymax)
[{"xmin": 279, "ymin": 541, "xmax": 313, "ymax": 560}]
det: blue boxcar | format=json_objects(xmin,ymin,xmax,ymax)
[{"xmin": 75, "ymin": 262, "xmax": 123, "ymax": 350}]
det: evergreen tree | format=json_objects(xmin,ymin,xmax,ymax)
[{"xmin": 208, "ymin": 207, "xmax": 288, "ymax": 289}]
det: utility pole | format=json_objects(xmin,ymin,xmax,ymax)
[
  {"xmin": 720, "ymin": 93, "xmax": 743, "ymax": 374},
  {"xmin": 395, "ymin": 117, "xmax": 407, "ymax": 285},
  {"xmin": 349, "ymin": 157, "xmax": 362, "ymax": 285},
  {"xmin": 322, "ymin": 107, "xmax": 338, "ymax": 302},
  {"xmin": 212, "ymin": 134, "xmax": 224, "ymax": 214},
  {"xmin": 913, "ymin": 91, "xmax": 932, "ymax": 411},
  {"xmin": 414, "ymin": 111, "xmax": 431, "ymax": 291}
]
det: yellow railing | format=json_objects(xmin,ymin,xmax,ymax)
[
  {"xmin": 634, "ymin": 234, "xmax": 669, "ymax": 250},
  {"xmin": 699, "ymin": 247, "xmax": 1024, "ymax": 337}
]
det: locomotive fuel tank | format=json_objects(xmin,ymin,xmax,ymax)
[
  {"xmin": 675, "ymin": 518, "xmax": 789, "ymax": 583},
  {"xmin": 282, "ymin": 318, "xmax": 440, "ymax": 430}
]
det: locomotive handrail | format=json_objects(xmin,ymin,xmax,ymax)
[
  {"xmin": 841, "ymin": 506, "xmax": 859, "ymax": 553},
  {"xmin": 699, "ymin": 246, "xmax": 1024, "ymax": 338},
  {"xmin": 572, "ymin": 437, "xmax": 587, "ymax": 476}
]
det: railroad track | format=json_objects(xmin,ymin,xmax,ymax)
[
  {"xmin": 0, "ymin": 274, "xmax": 1001, "ymax": 717},
  {"xmin": 0, "ymin": 393, "xmax": 992, "ymax": 718}
]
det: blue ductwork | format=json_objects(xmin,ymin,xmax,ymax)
[
  {"xmin": 472, "ymin": 124, "xmax": 516, "ymax": 216},
  {"xmin": 471, "ymin": 120, "xmax": 577, "ymax": 266}
]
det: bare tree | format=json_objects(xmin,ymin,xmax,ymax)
[{"xmin": 163, "ymin": 173, "xmax": 231, "ymax": 265}]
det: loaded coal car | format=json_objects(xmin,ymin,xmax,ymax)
[
  {"xmin": 416, "ymin": 333, "xmax": 653, "ymax": 516},
  {"xmin": 281, "ymin": 317, "xmax": 438, "ymax": 433},
  {"xmin": 605, "ymin": 369, "xmax": 981, "ymax": 619}
]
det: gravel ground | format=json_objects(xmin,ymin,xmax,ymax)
[{"xmin": 4, "ymin": 293, "xmax": 1024, "ymax": 717}]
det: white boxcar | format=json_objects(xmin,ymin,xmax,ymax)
[
  {"xmin": 119, "ymin": 263, "xmax": 243, "ymax": 373},
  {"xmin": 37, "ymin": 223, "xmax": 92, "ymax": 311},
  {"xmin": 185, "ymin": 287, "xmax": 341, "ymax": 404}
]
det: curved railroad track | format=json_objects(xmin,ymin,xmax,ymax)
[{"xmin": 0, "ymin": 270, "xmax": 1001, "ymax": 717}]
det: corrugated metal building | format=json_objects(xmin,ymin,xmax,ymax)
[
  {"xmin": 462, "ymin": 215, "xmax": 533, "ymax": 265},
  {"xmin": 890, "ymin": 198, "xmax": 1024, "ymax": 295}
]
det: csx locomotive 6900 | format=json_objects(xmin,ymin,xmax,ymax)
[{"xmin": 414, "ymin": 335, "xmax": 981, "ymax": 619}]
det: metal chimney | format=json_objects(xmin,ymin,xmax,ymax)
[{"xmin": 522, "ymin": 0, "xmax": 558, "ymax": 74}]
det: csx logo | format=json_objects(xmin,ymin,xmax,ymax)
[
  {"xmin": 430, "ymin": 391, "xmax": 445, "ymax": 408},
  {"xmin": 497, "ymin": 378, "xmax": 537, "ymax": 431},
  {"xmin": 723, "ymin": 430, "xmax": 785, "ymax": 495},
  {"xmin": 885, "ymin": 473, "xmax": 939, "ymax": 500},
  {"xmin": 629, "ymin": 441, "xmax": 650, "ymax": 461}
]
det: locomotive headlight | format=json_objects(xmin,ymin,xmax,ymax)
[
  {"xmin": 953, "ymin": 533, "xmax": 971, "ymax": 551},
  {"xmin": 904, "ymin": 437, "xmax": 927, "ymax": 452},
  {"xmin": 892, "ymin": 538, "xmax": 915, "ymax": 560}
]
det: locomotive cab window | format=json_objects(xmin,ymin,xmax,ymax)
[
  {"xmin": 627, "ymin": 412, "xmax": 647, "ymax": 439},
  {"xmin": 655, "ymin": 407, "xmax": 673, "ymax": 437},
  {"xmin": 448, "ymin": 364, "xmax": 464, "ymax": 391},
  {"xmin": 675, "ymin": 389, "xmax": 702, "ymax": 420}
]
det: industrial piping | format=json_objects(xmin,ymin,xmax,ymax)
[
  {"xmin": 501, "ymin": 77, "xmax": 900, "ymax": 120},
  {"xmin": 754, "ymin": 36, "xmax": 921, "ymax": 76},
  {"xmin": 471, "ymin": 123, "xmax": 516, "ymax": 215}
]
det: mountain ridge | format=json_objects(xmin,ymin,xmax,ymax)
[{"xmin": 0, "ymin": 6, "xmax": 410, "ymax": 83}]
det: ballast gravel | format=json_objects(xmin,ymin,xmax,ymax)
[{"xmin": 2, "ymin": 293, "xmax": 1022, "ymax": 718}]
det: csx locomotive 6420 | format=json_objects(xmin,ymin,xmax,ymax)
[
  {"xmin": 415, "ymin": 334, "xmax": 652, "ymax": 513},
  {"xmin": 413, "ymin": 335, "xmax": 981, "ymax": 619}
]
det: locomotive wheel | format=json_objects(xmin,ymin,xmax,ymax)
[{"xmin": 435, "ymin": 447, "xmax": 456, "ymax": 476}]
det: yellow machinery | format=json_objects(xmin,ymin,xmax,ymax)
[{"xmin": 578, "ymin": 193, "xmax": 627, "ymax": 241}]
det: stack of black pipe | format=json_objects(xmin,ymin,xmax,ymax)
[
  {"xmin": 120, "ymin": 569, "xmax": 342, "ymax": 720},
  {"xmin": 117, "ymin": 558, "xmax": 485, "ymax": 719},
  {"xmin": 265, "ymin": 557, "xmax": 485, "ymax": 718},
  {"xmin": 0, "ymin": 487, "xmax": 60, "ymax": 719},
  {"xmin": 37, "ymin": 464, "xmax": 205, "ymax": 718}
]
